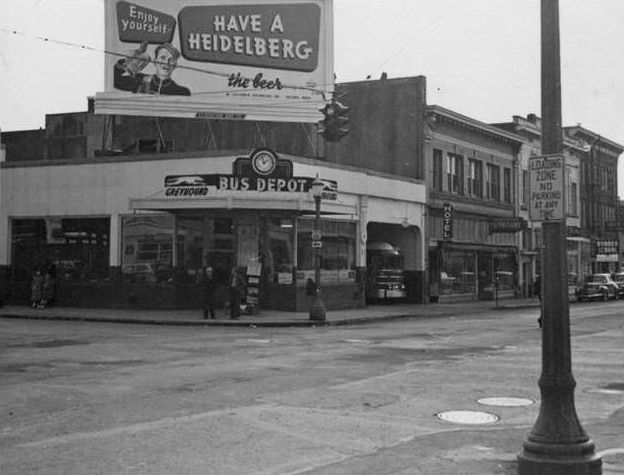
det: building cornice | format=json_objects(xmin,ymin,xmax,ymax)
[
  {"xmin": 426, "ymin": 105, "xmax": 525, "ymax": 147},
  {"xmin": 428, "ymin": 132, "xmax": 515, "ymax": 160},
  {"xmin": 563, "ymin": 126, "xmax": 624, "ymax": 155}
]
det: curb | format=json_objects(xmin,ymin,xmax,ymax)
[
  {"xmin": 0, "ymin": 311, "xmax": 449, "ymax": 328},
  {"xmin": 0, "ymin": 301, "xmax": 540, "ymax": 328}
]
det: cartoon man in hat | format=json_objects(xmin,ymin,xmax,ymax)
[{"xmin": 114, "ymin": 41, "xmax": 191, "ymax": 96}]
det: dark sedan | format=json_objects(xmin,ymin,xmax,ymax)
[
  {"xmin": 576, "ymin": 273, "xmax": 620, "ymax": 302},
  {"xmin": 612, "ymin": 272, "xmax": 624, "ymax": 297}
]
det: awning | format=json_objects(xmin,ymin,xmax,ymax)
[{"xmin": 129, "ymin": 194, "xmax": 357, "ymax": 216}]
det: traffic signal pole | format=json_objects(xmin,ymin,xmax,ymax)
[{"xmin": 517, "ymin": 1, "xmax": 601, "ymax": 473}]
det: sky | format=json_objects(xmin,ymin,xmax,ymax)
[{"xmin": 1, "ymin": 0, "xmax": 624, "ymax": 193}]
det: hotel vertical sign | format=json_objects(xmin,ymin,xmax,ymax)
[
  {"xmin": 443, "ymin": 202, "xmax": 453, "ymax": 240},
  {"xmin": 529, "ymin": 154, "xmax": 565, "ymax": 221}
]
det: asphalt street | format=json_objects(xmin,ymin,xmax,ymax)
[{"xmin": 1, "ymin": 301, "xmax": 623, "ymax": 474}]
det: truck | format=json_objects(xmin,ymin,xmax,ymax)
[{"xmin": 366, "ymin": 241, "xmax": 407, "ymax": 302}]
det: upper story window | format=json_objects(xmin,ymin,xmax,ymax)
[
  {"xmin": 432, "ymin": 149, "xmax": 443, "ymax": 191},
  {"xmin": 468, "ymin": 159, "xmax": 482, "ymax": 198},
  {"xmin": 568, "ymin": 182, "xmax": 578, "ymax": 216},
  {"xmin": 607, "ymin": 166, "xmax": 615, "ymax": 192},
  {"xmin": 522, "ymin": 170, "xmax": 528, "ymax": 210},
  {"xmin": 503, "ymin": 168, "xmax": 512, "ymax": 203},
  {"xmin": 447, "ymin": 153, "xmax": 464, "ymax": 195},
  {"xmin": 486, "ymin": 163, "xmax": 500, "ymax": 201}
]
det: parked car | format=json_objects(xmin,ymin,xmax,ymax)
[
  {"xmin": 611, "ymin": 272, "xmax": 624, "ymax": 297},
  {"xmin": 575, "ymin": 273, "xmax": 620, "ymax": 302}
]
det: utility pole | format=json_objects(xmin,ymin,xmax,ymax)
[{"xmin": 517, "ymin": 1, "xmax": 601, "ymax": 473}]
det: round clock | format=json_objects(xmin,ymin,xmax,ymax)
[{"xmin": 252, "ymin": 150, "xmax": 277, "ymax": 176}]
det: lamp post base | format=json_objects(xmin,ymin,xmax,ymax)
[
  {"xmin": 309, "ymin": 293, "xmax": 326, "ymax": 321},
  {"xmin": 518, "ymin": 439, "xmax": 601, "ymax": 475}
]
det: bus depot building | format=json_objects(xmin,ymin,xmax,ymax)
[{"xmin": 0, "ymin": 149, "xmax": 426, "ymax": 311}]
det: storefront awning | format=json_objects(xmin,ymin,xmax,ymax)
[
  {"xmin": 437, "ymin": 241, "xmax": 517, "ymax": 254},
  {"xmin": 129, "ymin": 195, "xmax": 357, "ymax": 216}
]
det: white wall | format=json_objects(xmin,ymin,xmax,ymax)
[{"xmin": 0, "ymin": 155, "xmax": 427, "ymax": 267}]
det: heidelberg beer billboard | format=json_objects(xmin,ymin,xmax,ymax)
[{"xmin": 95, "ymin": 0, "xmax": 334, "ymax": 123}]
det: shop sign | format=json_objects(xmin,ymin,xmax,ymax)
[
  {"xmin": 489, "ymin": 217, "xmax": 528, "ymax": 234},
  {"xmin": 45, "ymin": 218, "xmax": 66, "ymax": 245},
  {"xmin": 296, "ymin": 269, "xmax": 356, "ymax": 284},
  {"xmin": 443, "ymin": 203, "xmax": 453, "ymax": 240},
  {"xmin": 595, "ymin": 239, "xmax": 619, "ymax": 262},
  {"xmin": 605, "ymin": 220, "xmax": 624, "ymax": 231},
  {"xmin": 529, "ymin": 154, "xmax": 565, "ymax": 221},
  {"xmin": 567, "ymin": 226, "xmax": 581, "ymax": 237},
  {"xmin": 95, "ymin": 0, "xmax": 333, "ymax": 123},
  {"xmin": 164, "ymin": 148, "xmax": 338, "ymax": 199}
]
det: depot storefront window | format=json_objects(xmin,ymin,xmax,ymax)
[
  {"xmin": 10, "ymin": 217, "xmax": 110, "ymax": 282},
  {"xmin": 121, "ymin": 214, "xmax": 236, "ymax": 285},
  {"xmin": 122, "ymin": 214, "xmax": 175, "ymax": 283},
  {"xmin": 296, "ymin": 219, "xmax": 356, "ymax": 284},
  {"xmin": 263, "ymin": 218, "xmax": 294, "ymax": 284}
]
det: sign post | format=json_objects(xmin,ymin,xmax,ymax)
[{"xmin": 518, "ymin": 1, "xmax": 601, "ymax": 473}]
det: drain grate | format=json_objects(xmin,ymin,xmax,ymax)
[
  {"xmin": 436, "ymin": 410, "xmax": 499, "ymax": 425},
  {"xmin": 477, "ymin": 397, "xmax": 534, "ymax": 407}
]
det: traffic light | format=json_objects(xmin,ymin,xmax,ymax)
[{"xmin": 318, "ymin": 99, "xmax": 349, "ymax": 142}]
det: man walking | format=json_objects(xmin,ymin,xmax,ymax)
[
  {"xmin": 534, "ymin": 276, "xmax": 543, "ymax": 328},
  {"xmin": 202, "ymin": 266, "xmax": 216, "ymax": 319}
]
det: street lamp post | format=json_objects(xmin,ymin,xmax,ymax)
[
  {"xmin": 309, "ymin": 175, "xmax": 327, "ymax": 321},
  {"xmin": 517, "ymin": 1, "xmax": 601, "ymax": 473}
]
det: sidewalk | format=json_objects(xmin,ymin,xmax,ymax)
[{"xmin": 0, "ymin": 297, "xmax": 540, "ymax": 327}]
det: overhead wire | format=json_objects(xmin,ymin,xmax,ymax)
[{"xmin": 0, "ymin": 27, "xmax": 333, "ymax": 100}]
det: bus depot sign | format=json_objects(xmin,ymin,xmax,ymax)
[
  {"xmin": 95, "ymin": 0, "xmax": 333, "ymax": 123},
  {"xmin": 164, "ymin": 149, "xmax": 338, "ymax": 199},
  {"xmin": 529, "ymin": 154, "xmax": 565, "ymax": 221}
]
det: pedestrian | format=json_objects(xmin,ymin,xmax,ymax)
[
  {"xmin": 228, "ymin": 267, "xmax": 246, "ymax": 319},
  {"xmin": 40, "ymin": 265, "xmax": 56, "ymax": 308},
  {"xmin": 202, "ymin": 266, "xmax": 216, "ymax": 319},
  {"xmin": 31, "ymin": 268, "xmax": 44, "ymax": 308},
  {"xmin": 534, "ymin": 276, "xmax": 542, "ymax": 328}
]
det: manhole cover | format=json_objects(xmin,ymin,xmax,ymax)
[
  {"xmin": 589, "ymin": 388, "xmax": 624, "ymax": 395},
  {"xmin": 477, "ymin": 397, "xmax": 534, "ymax": 407},
  {"xmin": 436, "ymin": 410, "xmax": 499, "ymax": 425}
]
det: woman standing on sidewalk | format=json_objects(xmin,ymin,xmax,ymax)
[{"xmin": 30, "ymin": 268, "xmax": 44, "ymax": 308}]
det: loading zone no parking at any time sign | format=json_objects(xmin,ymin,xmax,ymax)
[{"xmin": 529, "ymin": 154, "xmax": 565, "ymax": 221}]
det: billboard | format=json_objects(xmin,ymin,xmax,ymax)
[{"xmin": 95, "ymin": 0, "xmax": 333, "ymax": 122}]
